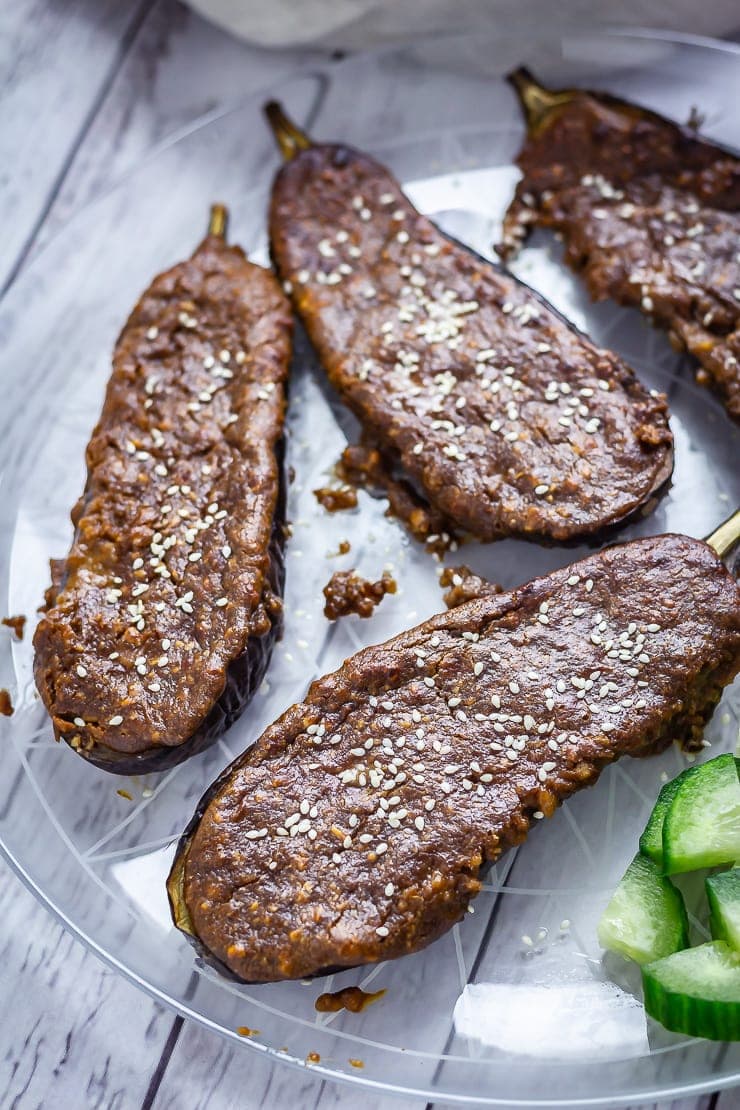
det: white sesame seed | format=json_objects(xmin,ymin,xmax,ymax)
[{"xmin": 109, "ymin": 715, "xmax": 123, "ymax": 726}]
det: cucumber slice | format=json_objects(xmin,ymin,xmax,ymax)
[
  {"xmin": 707, "ymin": 869, "xmax": 740, "ymax": 951},
  {"xmin": 639, "ymin": 770, "xmax": 691, "ymax": 866},
  {"xmin": 598, "ymin": 854, "xmax": 688, "ymax": 964},
  {"xmin": 662, "ymin": 754, "xmax": 740, "ymax": 875},
  {"xmin": 642, "ymin": 941, "xmax": 740, "ymax": 1041}
]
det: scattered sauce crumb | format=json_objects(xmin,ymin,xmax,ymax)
[
  {"xmin": 439, "ymin": 565, "xmax": 502, "ymax": 609},
  {"xmin": 2, "ymin": 615, "xmax": 26, "ymax": 640},
  {"xmin": 116, "ymin": 789, "xmax": 133, "ymax": 801},
  {"xmin": 236, "ymin": 1026, "xmax": 260, "ymax": 1037},
  {"xmin": 314, "ymin": 484, "xmax": 358, "ymax": 513},
  {"xmin": 315, "ymin": 986, "xmax": 386, "ymax": 1014},
  {"xmin": 306, "ymin": 1052, "xmax": 321, "ymax": 1064},
  {"xmin": 328, "ymin": 539, "xmax": 351, "ymax": 557},
  {"xmin": 349, "ymin": 1058, "xmax": 365, "ymax": 1069},
  {"xmin": 0, "ymin": 689, "xmax": 14, "ymax": 716},
  {"xmin": 323, "ymin": 569, "xmax": 397, "ymax": 620}
]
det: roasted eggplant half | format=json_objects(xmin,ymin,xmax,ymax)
[
  {"xmin": 265, "ymin": 101, "xmax": 673, "ymax": 546},
  {"xmin": 500, "ymin": 68, "xmax": 740, "ymax": 422},
  {"xmin": 34, "ymin": 206, "xmax": 291, "ymax": 773},
  {"xmin": 168, "ymin": 517, "xmax": 740, "ymax": 983}
]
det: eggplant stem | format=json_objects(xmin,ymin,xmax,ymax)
[
  {"xmin": 507, "ymin": 67, "xmax": 577, "ymax": 134},
  {"xmin": 264, "ymin": 100, "xmax": 312, "ymax": 161},
  {"xmin": 208, "ymin": 203, "xmax": 228, "ymax": 239},
  {"xmin": 705, "ymin": 508, "xmax": 740, "ymax": 561}
]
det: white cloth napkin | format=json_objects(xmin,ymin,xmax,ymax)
[{"xmin": 185, "ymin": 0, "xmax": 740, "ymax": 49}]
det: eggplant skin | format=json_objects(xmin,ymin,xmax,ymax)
[{"xmin": 75, "ymin": 490, "xmax": 286, "ymax": 776}]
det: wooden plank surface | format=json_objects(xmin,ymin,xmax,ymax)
[
  {"xmin": 0, "ymin": 0, "xmax": 149, "ymax": 294},
  {"xmin": 0, "ymin": 1, "xmax": 738, "ymax": 1107}
]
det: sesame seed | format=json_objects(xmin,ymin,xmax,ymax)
[
  {"xmin": 76, "ymin": 664, "xmax": 87, "ymax": 678},
  {"xmin": 109, "ymin": 715, "xmax": 123, "ymax": 726},
  {"xmin": 376, "ymin": 926, "xmax": 389, "ymax": 937}
]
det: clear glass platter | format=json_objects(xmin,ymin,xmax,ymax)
[{"xmin": 0, "ymin": 28, "xmax": 739, "ymax": 1107}]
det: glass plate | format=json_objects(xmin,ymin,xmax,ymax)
[{"xmin": 1, "ymin": 28, "xmax": 739, "ymax": 1108}]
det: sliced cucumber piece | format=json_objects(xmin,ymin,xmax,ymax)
[
  {"xmin": 598, "ymin": 854, "xmax": 688, "ymax": 964},
  {"xmin": 642, "ymin": 941, "xmax": 740, "ymax": 1041},
  {"xmin": 707, "ymin": 869, "xmax": 740, "ymax": 951},
  {"xmin": 639, "ymin": 770, "xmax": 691, "ymax": 866},
  {"xmin": 662, "ymin": 754, "xmax": 740, "ymax": 876}
]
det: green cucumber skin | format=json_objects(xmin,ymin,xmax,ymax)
[
  {"xmin": 707, "ymin": 870, "xmax": 740, "ymax": 950},
  {"xmin": 639, "ymin": 772, "xmax": 690, "ymax": 866},
  {"xmin": 598, "ymin": 854, "xmax": 688, "ymax": 965},
  {"xmin": 643, "ymin": 976, "xmax": 740, "ymax": 1040},
  {"xmin": 642, "ymin": 942, "xmax": 740, "ymax": 1041},
  {"xmin": 662, "ymin": 754, "xmax": 740, "ymax": 876}
]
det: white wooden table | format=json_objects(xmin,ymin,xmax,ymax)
[{"xmin": 0, "ymin": 3, "xmax": 737, "ymax": 1107}]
